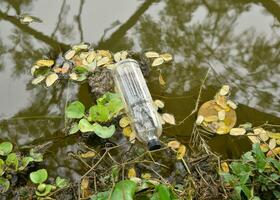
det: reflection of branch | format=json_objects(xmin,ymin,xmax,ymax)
[
  {"xmin": 51, "ymin": 0, "xmax": 66, "ymax": 38},
  {"xmin": 76, "ymin": 0, "xmax": 85, "ymax": 42},
  {"xmin": 96, "ymin": 0, "xmax": 156, "ymax": 49},
  {"xmin": 0, "ymin": 10, "xmax": 70, "ymax": 50}
]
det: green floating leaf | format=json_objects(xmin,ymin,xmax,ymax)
[
  {"xmin": 55, "ymin": 177, "xmax": 69, "ymax": 188},
  {"xmin": 69, "ymin": 122, "xmax": 79, "ymax": 135},
  {"xmin": 155, "ymin": 184, "xmax": 172, "ymax": 200},
  {"xmin": 91, "ymin": 191, "xmax": 110, "ymax": 200},
  {"xmin": 0, "ymin": 142, "xmax": 13, "ymax": 156},
  {"xmin": 0, "ymin": 177, "xmax": 10, "ymax": 193},
  {"xmin": 66, "ymin": 101, "xmax": 85, "ymax": 119},
  {"xmin": 35, "ymin": 184, "xmax": 53, "ymax": 197},
  {"xmin": 92, "ymin": 123, "xmax": 115, "ymax": 139},
  {"xmin": 19, "ymin": 156, "xmax": 34, "ymax": 171},
  {"xmin": 30, "ymin": 169, "xmax": 48, "ymax": 184},
  {"xmin": 98, "ymin": 92, "xmax": 124, "ymax": 117},
  {"xmin": 0, "ymin": 159, "xmax": 4, "ymax": 176},
  {"xmin": 78, "ymin": 119, "xmax": 95, "ymax": 133},
  {"xmin": 111, "ymin": 180, "xmax": 136, "ymax": 200},
  {"xmin": 5, "ymin": 153, "xmax": 19, "ymax": 170},
  {"xmin": 88, "ymin": 104, "xmax": 109, "ymax": 122},
  {"xmin": 29, "ymin": 149, "xmax": 43, "ymax": 162},
  {"xmin": 74, "ymin": 66, "xmax": 89, "ymax": 74}
]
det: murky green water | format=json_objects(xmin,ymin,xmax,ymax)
[{"xmin": 0, "ymin": 0, "xmax": 279, "ymax": 181}]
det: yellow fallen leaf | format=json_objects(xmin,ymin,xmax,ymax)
[
  {"xmin": 36, "ymin": 59, "xmax": 54, "ymax": 67},
  {"xmin": 215, "ymin": 95, "xmax": 228, "ymax": 109},
  {"xmin": 216, "ymin": 126, "xmax": 230, "ymax": 134},
  {"xmin": 167, "ymin": 141, "xmax": 181, "ymax": 150},
  {"xmin": 119, "ymin": 116, "xmax": 130, "ymax": 128},
  {"xmin": 145, "ymin": 51, "xmax": 160, "ymax": 58},
  {"xmin": 69, "ymin": 73, "xmax": 78, "ymax": 80},
  {"xmin": 247, "ymin": 135, "xmax": 260, "ymax": 144},
  {"xmin": 97, "ymin": 50, "xmax": 111, "ymax": 58},
  {"xmin": 267, "ymin": 132, "xmax": 280, "ymax": 140},
  {"xmin": 277, "ymin": 139, "xmax": 280, "ymax": 145},
  {"xmin": 32, "ymin": 76, "xmax": 45, "ymax": 85},
  {"xmin": 97, "ymin": 57, "xmax": 110, "ymax": 67},
  {"xmin": 129, "ymin": 130, "xmax": 136, "ymax": 143},
  {"xmin": 229, "ymin": 128, "xmax": 246, "ymax": 136},
  {"xmin": 221, "ymin": 162, "xmax": 229, "ymax": 173},
  {"xmin": 195, "ymin": 115, "xmax": 204, "ymax": 125},
  {"xmin": 176, "ymin": 144, "xmax": 186, "ymax": 160},
  {"xmin": 154, "ymin": 100, "xmax": 165, "ymax": 109},
  {"xmin": 141, "ymin": 173, "xmax": 151, "ymax": 179},
  {"xmin": 151, "ymin": 57, "xmax": 164, "ymax": 67},
  {"xmin": 219, "ymin": 85, "xmax": 230, "ymax": 96},
  {"xmin": 268, "ymin": 138, "xmax": 276, "ymax": 150},
  {"xmin": 113, "ymin": 52, "xmax": 122, "ymax": 62},
  {"xmin": 123, "ymin": 126, "xmax": 132, "ymax": 137},
  {"xmin": 80, "ymin": 151, "xmax": 96, "ymax": 158},
  {"xmin": 260, "ymin": 144, "xmax": 269, "ymax": 152},
  {"xmin": 162, "ymin": 113, "xmax": 176, "ymax": 125},
  {"xmin": 121, "ymin": 51, "xmax": 128, "ymax": 60},
  {"xmin": 266, "ymin": 147, "xmax": 280, "ymax": 157},
  {"xmin": 128, "ymin": 168, "xmax": 136, "ymax": 178},
  {"xmin": 86, "ymin": 51, "xmax": 96, "ymax": 63},
  {"xmin": 160, "ymin": 53, "xmax": 172, "ymax": 62},
  {"xmin": 81, "ymin": 177, "xmax": 90, "ymax": 198},
  {"xmin": 158, "ymin": 73, "xmax": 166, "ymax": 86},
  {"xmin": 45, "ymin": 73, "xmax": 59, "ymax": 87}
]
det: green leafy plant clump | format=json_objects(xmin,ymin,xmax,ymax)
[
  {"xmin": 220, "ymin": 143, "xmax": 280, "ymax": 200},
  {"xmin": 0, "ymin": 141, "xmax": 44, "ymax": 193},
  {"xmin": 66, "ymin": 92, "xmax": 124, "ymax": 138}
]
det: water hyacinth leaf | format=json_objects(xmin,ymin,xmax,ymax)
[
  {"xmin": 19, "ymin": 156, "xmax": 34, "ymax": 170},
  {"xmin": 45, "ymin": 73, "xmax": 59, "ymax": 87},
  {"xmin": 0, "ymin": 159, "xmax": 4, "ymax": 176},
  {"xmin": 167, "ymin": 141, "xmax": 180, "ymax": 150},
  {"xmin": 55, "ymin": 177, "xmax": 69, "ymax": 188},
  {"xmin": 5, "ymin": 153, "xmax": 19, "ymax": 170},
  {"xmin": 35, "ymin": 184, "xmax": 53, "ymax": 197},
  {"xmin": 32, "ymin": 75, "xmax": 45, "ymax": 85},
  {"xmin": 69, "ymin": 122, "xmax": 79, "ymax": 135},
  {"xmin": 0, "ymin": 142, "xmax": 13, "ymax": 156},
  {"xmin": 152, "ymin": 57, "xmax": 164, "ymax": 67},
  {"xmin": 36, "ymin": 59, "xmax": 54, "ymax": 67},
  {"xmin": 119, "ymin": 116, "xmax": 130, "ymax": 128},
  {"xmin": 252, "ymin": 144, "xmax": 266, "ymax": 172},
  {"xmin": 0, "ymin": 177, "xmax": 10, "ymax": 193},
  {"xmin": 80, "ymin": 151, "xmax": 96, "ymax": 159},
  {"xmin": 176, "ymin": 144, "xmax": 186, "ymax": 160},
  {"xmin": 30, "ymin": 169, "xmax": 48, "ymax": 184},
  {"xmin": 111, "ymin": 180, "xmax": 136, "ymax": 200},
  {"xmin": 78, "ymin": 119, "xmax": 95, "ymax": 133},
  {"xmin": 37, "ymin": 183, "xmax": 46, "ymax": 192},
  {"xmin": 162, "ymin": 113, "xmax": 175, "ymax": 125},
  {"xmin": 128, "ymin": 168, "xmax": 136, "ymax": 178},
  {"xmin": 66, "ymin": 101, "xmax": 85, "ymax": 119},
  {"xmin": 160, "ymin": 53, "xmax": 173, "ymax": 62},
  {"xmin": 145, "ymin": 51, "xmax": 159, "ymax": 58},
  {"xmin": 92, "ymin": 123, "xmax": 115, "ymax": 139},
  {"xmin": 229, "ymin": 128, "xmax": 246, "ymax": 136}
]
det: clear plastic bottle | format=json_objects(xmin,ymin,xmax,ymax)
[{"xmin": 113, "ymin": 59, "xmax": 162, "ymax": 150}]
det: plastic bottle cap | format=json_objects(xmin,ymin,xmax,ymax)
[{"xmin": 148, "ymin": 139, "xmax": 161, "ymax": 150}]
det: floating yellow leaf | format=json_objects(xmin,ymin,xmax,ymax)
[
  {"xmin": 277, "ymin": 139, "xmax": 280, "ymax": 145},
  {"xmin": 204, "ymin": 115, "xmax": 219, "ymax": 122},
  {"xmin": 266, "ymin": 147, "xmax": 280, "ymax": 157},
  {"xmin": 229, "ymin": 128, "xmax": 246, "ymax": 136},
  {"xmin": 145, "ymin": 51, "xmax": 159, "ymax": 58},
  {"xmin": 119, "ymin": 116, "xmax": 130, "ymax": 128},
  {"xmin": 160, "ymin": 53, "xmax": 172, "ymax": 62},
  {"xmin": 167, "ymin": 141, "xmax": 181, "ymax": 150},
  {"xmin": 53, "ymin": 67, "xmax": 62, "ymax": 73},
  {"xmin": 64, "ymin": 49, "xmax": 76, "ymax": 60},
  {"xmin": 45, "ymin": 73, "xmax": 58, "ymax": 87},
  {"xmin": 247, "ymin": 135, "xmax": 260, "ymax": 144},
  {"xmin": 141, "ymin": 173, "xmax": 151, "ymax": 179},
  {"xmin": 158, "ymin": 73, "xmax": 166, "ymax": 86},
  {"xmin": 195, "ymin": 115, "xmax": 204, "ymax": 125},
  {"xmin": 113, "ymin": 52, "xmax": 122, "ymax": 62},
  {"xmin": 219, "ymin": 85, "xmax": 230, "ymax": 96},
  {"xmin": 221, "ymin": 162, "xmax": 229, "ymax": 173},
  {"xmin": 267, "ymin": 132, "xmax": 280, "ymax": 140},
  {"xmin": 128, "ymin": 168, "xmax": 136, "ymax": 178},
  {"xmin": 97, "ymin": 57, "xmax": 110, "ymax": 67},
  {"xmin": 215, "ymin": 95, "xmax": 227, "ymax": 109},
  {"xmin": 151, "ymin": 57, "xmax": 164, "ymax": 67},
  {"xmin": 162, "ymin": 113, "xmax": 176, "ymax": 125},
  {"xmin": 216, "ymin": 126, "xmax": 230, "ymax": 135},
  {"xmin": 32, "ymin": 76, "xmax": 45, "ymax": 85},
  {"xmin": 260, "ymin": 144, "xmax": 269, "ymax": 152},
  {"xmin": 36, "ymin": 59, "xmax": 54, "ymax": 67},
  {"xmin": 121, "ymin": 51, "xmax": 128, "ymax": 60},
  {"xmin": 227, "ymin": 100, "xmax": 237, "ymax": 109},
  {"xmin": 69, "ymin": 73, "xmax": 78, "ymax": 80},
  {"xmin": 81, "ymin": 177, "xmax": 90, "ymax": 198},
  {"xmin": 72, "ymin": 43, "xmax": 90, "ymax": 51},
  {"xmin": 80, "ymin": 151, "xmax": 96, "ymax": 158},
  {"xmin": 86, "ymin": 51, "xmax": 96, "ymax": 63},
  {"xmin": 268, "ymin": 138, "xmax": 276, "ymax": 150},
  {"xmin": 253, "ymin": 127, "xmax": 266, "ymax": 135},
  {"xmin": 154, "ymin": 100, "xmax": 165, "ymax": 109},
  {"xmin": 123, "ymin": 126, "xmax": 132, "ymax": 137},
  {"xmin": 98, "ymin": 50, "xmax": 111, "ymax": 58},
  {"xmin": 176, "ymin": 144, "xmax": 186, "ymax": 160}
]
